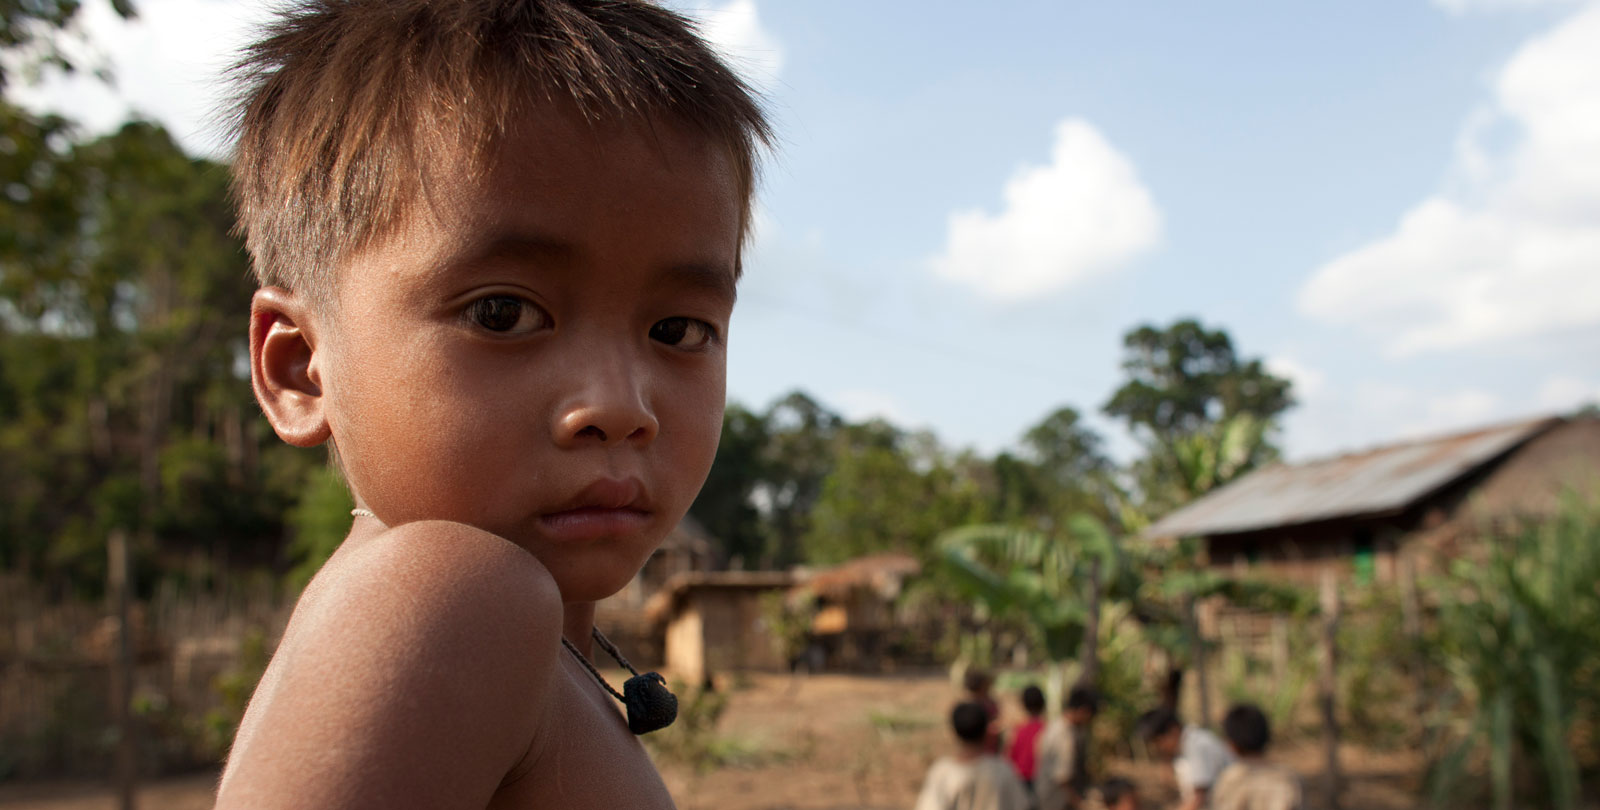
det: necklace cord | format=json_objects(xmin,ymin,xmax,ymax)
[
  {"xmin": 589, "ymin": 626, "xmax": 642, "ymax": 678},
  {"xmin": 562, "ymin": 636, "xmax": 626, "ymax": 702}
]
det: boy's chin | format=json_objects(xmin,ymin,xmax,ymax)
[{"xmin": 539, "ymin": 550, "xmax": 646, "ymax": 604}]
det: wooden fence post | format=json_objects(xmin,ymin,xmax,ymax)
[
  {"xmin": 1077, "ymin": 559, "xmax": 1102, "ymax": 688},
  {"xmin": 1187, "ymin": 596, "xmax": 1212, "ymax": 729},
  {"xmin": 1318, "ymin": 569, "xmax": 1342, "ymax": 810},
  {"xmin": 108, "ymin": 529, "xmax": 138, "ymax": 810}
]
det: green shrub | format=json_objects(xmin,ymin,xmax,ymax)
[{"xmin": 1426, "ymin": 492, "xmax": 1600, "ymax": 810}]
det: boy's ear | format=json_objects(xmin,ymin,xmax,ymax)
[{"xmin": 250, "ymin": 287, "xmax": 331, "ymax": 448}]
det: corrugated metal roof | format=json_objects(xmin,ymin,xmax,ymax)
[{"xmin": 1143, "ymin": 416, "xmax": 1563, "ymax": 539}]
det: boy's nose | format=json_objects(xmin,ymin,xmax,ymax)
[{"xmin": 553, "ymin": 378, "xmax": 659, "ymax": 447}]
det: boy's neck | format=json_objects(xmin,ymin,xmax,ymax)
[
  {"xmin": 563, "ymin": 601, "xmax": 597, "ymax": 657},
  {"xmin": 956, "ymin": 742, "xmax": 985, "ymax": 762}
]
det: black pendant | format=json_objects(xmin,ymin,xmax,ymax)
[{"xmin": 622, "ymin": 671, "xmax": 678, "ymax": 735}]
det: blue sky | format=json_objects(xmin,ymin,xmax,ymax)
[{"xmin": 13, "ymin": 0, "xmax": 1600, "ymax": 461}]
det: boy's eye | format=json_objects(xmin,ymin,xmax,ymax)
[
  {"xmin": 649, "ymin": 317, "xmax": 718, "ymax": 349},
  {"xmin": 467, "ymin": 296, "xmax": 549, "ymax": 334}
]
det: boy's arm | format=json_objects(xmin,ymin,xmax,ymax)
[{"xmin": 216, "ymin": 521, "xmax": 562, "ymax": 809}]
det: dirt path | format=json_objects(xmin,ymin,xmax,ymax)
[{"xmin": 0, "ymin": 672, "xmax": 1423, "ymax": 810}]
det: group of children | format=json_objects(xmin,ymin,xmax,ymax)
[{"xmin": 916, "ymin": 671, "xmax": 1302, "ymax": 810}]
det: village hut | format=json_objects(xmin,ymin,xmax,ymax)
[
  {"xmin": 1144, "ymin": 414, "xmax": 1600, "ymax": 585},
  {"xmin": 593, "ymin": 516, "xmax": 718, "ymax": 667},
  {"xmin": 792, "ymin": 552, "xmax": 922, "ymax": 672},
  {"xmin": 643, "ymin": 570, "xmax": 796, "ymax": 686}
]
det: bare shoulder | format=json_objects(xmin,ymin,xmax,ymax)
[{"xmin": 217, "ymin": 521, "xmax": 563, "ymax": 809}]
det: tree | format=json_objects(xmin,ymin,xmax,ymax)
[
  {"xmin": 0, "ymin": 119, "xmax": 307, "ymax": 592},
  {"xmin": 758, "ymin": 391, "xmax": 843, "ymax": 567},
  {"xmin": 1102, "ymin": 319, "xmax": 1292, "ymax": 518},
  {"xmin": 804, "ymin": 423, "xmax": 988, "ymax": 564},
  {"xmin": 1020, "ymin": 406, "xmax": 1114, "ymax": 523},
  {"xmin": 1103, "ymin": 319, "xmax": 1293, "ymax": 442},
  {"xmin": 0, "ymin": 0, "xmax": 137, "ymax": 92},
  {"xmin": 689, "ymin": 403, "xmax": 770, "ymax": 566}
]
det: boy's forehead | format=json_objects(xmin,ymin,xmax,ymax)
[{"xmin": 341, "ymin": 104, "xmax": 742, "ymax": 294}]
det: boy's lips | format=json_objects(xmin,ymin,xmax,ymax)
[{"xmin": 538, "ymin": 478, "xmax": 652, "ymax": 542}]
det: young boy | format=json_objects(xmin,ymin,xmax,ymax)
[
  {"xmin": 1035, "ymin": 685, "xmax": 1100, "ymax": 810},
  {"xmin": 213, "ymin": 1, "xmax": 770, "ymax": 807},
  {"xmin": 915, "ymin": 702, "xmax": 1034, "ymax": 810},
  {"xmin": 1007, "ymin": 684, "xmax": 1047, "ymax": 787},
  {"xmin": 1211, "ymin": 704, "xmax": 1302, "ymax": 810},
  {"xmin": 1137, "ymin": 707, "xmax": 1235, "ymax": 810},
  {"xmin": 1098, "ymin": 777, "xmax": 1139, "ymax": 810},
  {"xmin": 964, "ymin": 667, "xmax": 1003, "ymax": 752}
]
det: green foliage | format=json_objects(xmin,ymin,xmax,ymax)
[
  {"xmin": 1102, "ymin": 319, "xmax": 1293, "ymax": 519},
  {"xmin": 691, "ymin": 402, "xmax": 770, "ymax": 565},
  {"xmin": 1337, "ymin": 588, "xmax": 1414, "ymax": 748},
  {"xmin": 758, "ymin": 590, "xmax": 813, "ymax": 666},
  {"xmin": 0, "ymin": 101, "xmax": 305, "ymax": 592},
  {"xmin": 805, "ymin": 423, "xmax": 990, "ymax": 564},
  {"xmin": 1426, "ymin": 493, "xmax": 1600, "ymax": 810},
  {"xmin": 285, "ymin": 463, "xmax": 355, "ymax": 591},
  {"xmin": 0, "ymin": 0, "xmax": 137, "ymax": 91},
  {"xmin": 937, "ymin": 517, "xmax": 1120, "ymax": 663},
  {"xmin": 1087, "ymin": 602, "xmax": 1159, "ymax": 759},
  {"xmin": 866, "ymin": 708, "xmax": 936, "ymax": 736},
  {"xmin": 199, "ymin": 627, "xmax": 270, "ymax": 760},
  {"xmin": 1103, "ymin": 318, "xmax": 1294, "ymax": 441}
]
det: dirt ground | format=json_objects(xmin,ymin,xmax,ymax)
[{"xmin": 0, "ymin": 672, "xmax": 1423, "ymax": 810}]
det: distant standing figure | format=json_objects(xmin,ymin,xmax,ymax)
[
  {"xmin": 1212, "ymin": 704, "xmax": 1302, "ymax": 810},
  {"xmin": 1008, "ymin": 685, "xmax": 1048, "ymax": 788},
  {"xmin": 915, "ymin": 701, "xmax": 1034, "ymax": 810},
  {"xmin": 1098, "ymin": 777, "xmax": 1140, "ymax": 810},
  {"xmin": 964, "ymin": 667, "xmax": 1003, "ymax": 753},
  {"xmin": 1035, "ymin": 686, "xmax": 1101, "ymax": 810},
  {"xmin": 1137, "ymin": 707, "xmax": 1235, "ymax": 810}
]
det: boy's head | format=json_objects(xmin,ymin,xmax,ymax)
[
  {"xmin": 1222, "ymin": 703, "xmax": 1271, "ymax": 757},
  {"xmin": 962, "ymin": 668, "xmax": 993, "ymax": 697},
  {"xmin": 1021, "ymin": 685, "xmax": 1046, "ymax": 718},
  {"xmin": 1099, "ymin": 777, "xmax": 1138, "ymax": 810},
  {"xmin": 230, "ymin": 0, "xmax": 771, "ymax": 307},
  {"xmin": 950, "ymin": 701, "xmax": 991, "ymax": 747},
  {"xmin": 1065, "ymin": 685, "xmax": 1100, "ymax": 724},
  {"xmin": 1136, "ymin": 707, "xmax": 1183, "ymax": 759},
  {"xmin": 238, "ymin": 0, "xmax": 771, "ymax": 603}
]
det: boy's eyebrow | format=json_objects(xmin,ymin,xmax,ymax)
[
  {"xmin": 659, "ymin": 263, "xmax": 738, "ymax": 305},
  {"xmin": 450, "ymin": 233, "xmax": 576, "ymax": 269},
  {"xmin": 445, "ymin": 235, "xmax": 737, "ymax": 304}
]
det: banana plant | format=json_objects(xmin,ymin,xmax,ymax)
[{"xmin": 937, "ymin": 515, "xmax": 1134, "ymax": 699}]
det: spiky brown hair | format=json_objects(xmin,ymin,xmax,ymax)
[{"xmin": 227, "ymin": 0, "xmax": 772, "ymax": 304}]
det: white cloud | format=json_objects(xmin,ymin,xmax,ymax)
[
  {"xmin": 831, "ymin": 389, "xmax": 920, "ymax": 427},
  {"xmin": 1283, "ymin": 379, "xmax": 1514, "ymax": 460},
  {"xmin": 698, "ymin": 0, "xmax": 783, "ymax": 95},
  {"xmin": 1537, "ymin": 375, "xmax": 1600, "ymax": 410},
  {"xmin": 1433, "ymin": 0, "xmax": 1580, "ymax": 13},
  {"xmin": 5, "ymin": 0, "xmax": 265, "ymax": 157},
  {"xmin": 8, "ymin": 0, "xmax": 783, "ymax": 157},
  {"xmin": 930, "ymin": 119, "xmax": 1162, "ymax": 303},
  {"xmin": 1299, "ymin": 4, "xmax": 1600, "ymax": 356},
  {"xmin": 1267, "ymin": 355, "xmax": 1327, "ymax": 399}
]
